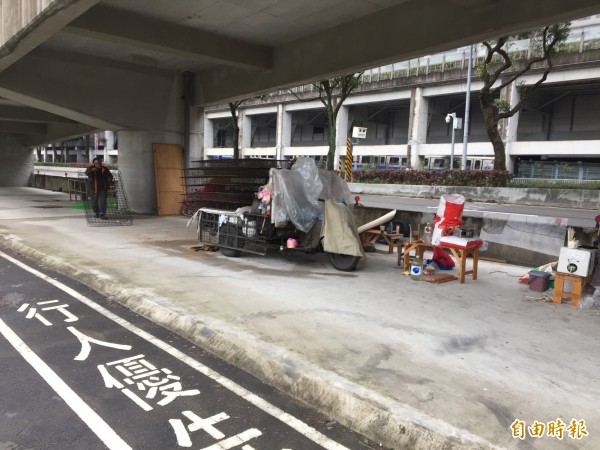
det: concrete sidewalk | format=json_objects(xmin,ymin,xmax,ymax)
[{"xmin": 1, "ymin": 187, "xmax": 598, "ymax": 450}]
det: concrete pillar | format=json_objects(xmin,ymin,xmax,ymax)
[
  {"xmin": 408, "ymin": 87, "xmax": 428, "ymax": 169},
  {"xmin": 240, "ymin": 109, "xmax": 251, "ymax": 157},
  {"xmin": 190, "ymin": 107, "xmax": 203, "ymax": 163},
  {"xmin": 275, "ymin": 103, "xmax": 286, "ymax": 160},
  {"xmin": 280, "ymin": 106, "xmax": 292, "ymax": 160},
  {"xmin": 503, "ymin": 81, "xmax": 520, "ymax": 174},
  {"xmin": 118, "ymin": 130, "xmax": 183, "ymax": 214},
  {"xmin": 0, "ymin": 136, "xmax": 32, "ymax": 186},
  {"xmin": 334, "ymin": 105, "xmax": 349, "ymax": 171},
  {"xmin": 203, "ymin": 111, "xmax": 213, "ymax": 157},
  {"xmin": 105, "ymin": 130, "xmax": 115, "ymax": 150}
]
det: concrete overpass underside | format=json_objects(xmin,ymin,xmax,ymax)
[{"xmin": 1, "ymin": 0, "xmax": 600, "ymax": 212}]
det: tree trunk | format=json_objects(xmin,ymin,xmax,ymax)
[
  {"xmin": 480, "ymin": 96, "xmax": 506, "ymax": 171},
  {"xmin": 232, "ymin": 119, "xmax": 240, "ymax": 159},
  {"xmin": 326, "ymin": 110, "xmax": 337, "ymax": 171},
  {"xmin": 230, "ymin": 103, "xmax": 240, "ymax": 159}
]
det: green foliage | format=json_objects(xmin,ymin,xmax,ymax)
[
  {"xmin": 493, "ymin": 98, "xmax": 510, "ymax": 114},
  {"xmin": 313, "ymin": 74, "xmax": 363, "ymax": 97},
  {"xmin": 533, "ymin": 23, "xmax": 571, "ymax": 57},
  {"xmin": 313, "ymin": 72, "xmax": 363, "ymax": 170},
  {"xmin": 476, "ymin": 64, "xmax": 489, "ymax": 81},
  {"xmin": 352, "ymin": 169, "xmax": 513, "ymax": 187}
]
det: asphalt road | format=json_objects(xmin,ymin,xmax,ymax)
[
  {"xmin": 358, "ymin": 194, "xmax": 600, "ymax": 228},
  {"xmin": 0, "ymin": 249, "xmax": 377, "ymax": 450}
]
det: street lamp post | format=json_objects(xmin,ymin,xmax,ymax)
[
  {"xmin": 445, "ymin": 113, "xmax": 461, "ymax": 169},
  {"xmin": 461, "ymin": 44, "xmax": 474, "ymax": 170}
]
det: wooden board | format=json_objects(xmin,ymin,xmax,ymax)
[
  {"xmin": 423, "ymin": 273, "xmax": 458, "ymax": 283},
  {"xmin": 153, "ymin": 143, "xmax": 184, "ymax": 216}
]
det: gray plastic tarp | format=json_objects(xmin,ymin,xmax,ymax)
[{"xmin": 270, "ymin": 157, "xmax": 353, "ymax": 232}]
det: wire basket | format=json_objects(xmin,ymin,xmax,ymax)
[
  {"xmin": 80, "ymin": 170, "xmax": 133, "ymax": 227},
  {"xmin": 196, "ymin": 208, "xmax": 274, "ymax": 256}
]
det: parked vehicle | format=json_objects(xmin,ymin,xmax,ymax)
[{"xmin": 192, "ymin": 158, "xmax": 365, "ymax": 271}]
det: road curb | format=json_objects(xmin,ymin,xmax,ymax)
[{"xmin": 0, "ymin": 235, "xmax": 503, "ymax": 450}]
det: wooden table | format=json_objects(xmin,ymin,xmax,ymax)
[
  {"xmin": 402, "ymin": 241, "xmax": 479, "ymax": 284},
  {"xmin": 362, "ymin": 229, "xmax": 406, "ymax": 254}
]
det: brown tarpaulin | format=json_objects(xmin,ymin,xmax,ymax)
[{"xmin": 321, "ymin": 200, "xmax": 366, "ymax": 262}]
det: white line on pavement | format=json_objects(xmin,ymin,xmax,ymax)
[
  {"xmin": 0, "ymin": 250, "xmax": 350, "ymax": 450},
  {"xmin": 0, "ymin": 317, "xmax": 131, "ymax": 450}
]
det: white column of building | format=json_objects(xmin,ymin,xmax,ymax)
[
  {"xmin": 104, "ymin": 130, "xmax": 114, "ymax": 163},
  {"xmin": 334, "ymin": 105, "xmax": 350, "ymax": 171},
  {"xmin": 203, "ymin": 113, "xmax": 213, "ymax": 157},
  {"xmin": 282, "ymin": 106, "xmax": 293, "ymax": 160},
  {"xmin": 240, "ymin": 109, "xmax": 252, "ymax": 158},
  {"xmin": 408, "ymin": 87, "xmax": 428, "ymax": 169},
  {"xmin": 275, "ymin": 104, "xmax": 287, "ymax": 160},
  {"xmin": 190, "ymin": 107, "xmax": 203, "ymax": 162},
  {"xmin": 503, "ymin": 81, "xmax": 520, "ymax": 174}
]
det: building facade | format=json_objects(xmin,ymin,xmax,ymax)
[
  {"xmin": 204, "ymin": 17, "xmax": 600, "ymax": 179},
  {"xmin": 38, "ymin": 17, "xmax": 600, "ymax": 180}
]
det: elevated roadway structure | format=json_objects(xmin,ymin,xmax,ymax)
[{"xmin": 0, "ymin": 0, "xmax": 599, "ymax": 212}]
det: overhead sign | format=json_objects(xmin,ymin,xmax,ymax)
[{"xmin": 352, "ymin": 127, "xmax": 367, "ymax": 139}]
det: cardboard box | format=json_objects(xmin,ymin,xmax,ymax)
[{"xmin": 557, "ymin": 247, "xmax": 595, "ymax": 277}]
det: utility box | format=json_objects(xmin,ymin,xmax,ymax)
[
  {"xmin": 557, "ymin": 247, "xmax": 595, "ymax": 277},
  {"xmin": 352, "ymin": 127, "xmax": 367, "ymax": 139}
]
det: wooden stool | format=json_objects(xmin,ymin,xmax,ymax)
[{"xmin": 553, "ymin": 273, "xmax": 585, "ymax": 307}]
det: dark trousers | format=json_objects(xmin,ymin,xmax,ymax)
[{"xmin": 92, "ymin": 190, "xmax": 108, "ymax": 216}]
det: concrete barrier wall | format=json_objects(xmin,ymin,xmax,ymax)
[
  {"xmin": 33, "ymin": 169, "xmax": 598, "ymax": 210},
  {"xmin": 30, "ymin": 167, "xmax": 86, "ymax": 193},
  {"xmin": 31, "ymin": 173, "xmax": 594, "ymax": 267},
  {"xmin": 30, "ymin": 174, "xmax": 73, "ymax": 192},
  {"xmin": 349, "ymin": 183, "xmax": 600, "ymax": 210}
]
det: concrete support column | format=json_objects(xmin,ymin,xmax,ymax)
[
  {"xmin": 105, "ymin": 130, "xmax": 115, "ymax": 150},
  {"xmin": 281, "ymin": 107, "xmax": 292, "ymax": 159},
  {"xmin": 188, "ymin": 107, "xmax": 202, "ymax": 163},
  {"xmin": 334, "ymin": 105, "xmax": 349, "ymax": 171},
  {"xmin": 0, "ymin": 136, "xmax": 31, "ymax": 186},
  {"xmin": 240, "ymin": 109, "xmax": 251, "ymax": 157},
  {"xmin": 408, "ymin": 87, "xmax": 428, "ymax": 169},
  {"xmin": 76, "ymin": 145, "xmax": 86, "ymax": 163},
  {"xmin": 503, "ymin": 81, "xmax": 520, "ymax": 174},
  {"xmin": 203, "ymin": 112, "xmax": 213, "ymax": 157},
  {"xmin": 275, "ymin": 103, "xmax": 288, "ymax": 160},
  {"xmin": 118, "ymin": 130, "xmax": 184, "ymax": 214}
]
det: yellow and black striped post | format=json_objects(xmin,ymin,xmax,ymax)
[{"xmin": 345, "ymin": 138, "xmax": 353, "ymax": 182}]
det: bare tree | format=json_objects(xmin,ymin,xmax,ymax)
[
  {"xmin": 290, "ymin": 74, "xmax": 363, "ymax": 170},
  {"xmin": 314, "ymin": 74, "xmax": 363, "ymax": 170},
  {"xmin": 478, "ymin": 23, "xmax": 570, "ymax": 170}
]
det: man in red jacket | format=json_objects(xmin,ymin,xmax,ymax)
[{"xmin": 85, "ymin": 158, "xmax": 113, "ymax": 218}]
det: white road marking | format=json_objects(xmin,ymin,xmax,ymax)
[
  {"xmin": 66, "ymin": 325, "xmax": 132, "ymax": 361},
  {"xmin": 0, "ymin": 317, "xmax": 131, "ymax": 450},
  {"xmin": 169, "ymin": 418, "xmax": 193, "ymax": 447},
  {"xmin": 0, "ymin": 250, "xmax": 350, "ymax": 450}
]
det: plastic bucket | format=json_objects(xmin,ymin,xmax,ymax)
[{"xmin": 528, "ymin": 270, "xmax": 550, "ymax": 292}]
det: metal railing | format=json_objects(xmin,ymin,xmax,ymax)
[{"xmin": 510, "ymin": 178, "xmax": 600, "ymax": 185}]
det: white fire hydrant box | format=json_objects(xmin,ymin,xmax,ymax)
[{"xmin": 557, "ymin": 247, "xmax": 595, "ymax": 276}]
